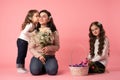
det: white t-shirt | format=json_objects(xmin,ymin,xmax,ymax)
[
  {"xmin": 88, "ymin": 37, "xmax": 109, "ymax": 66},
  {"xmin": 19, "ymin": 23, "xmax": 35, "ymax": 42}
]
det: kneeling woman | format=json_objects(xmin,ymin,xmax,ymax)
[{"xmin": 29, "ymin": 10, "xmax": 60, "ymax": 75}]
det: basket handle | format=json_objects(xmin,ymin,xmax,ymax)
[{"xmin": 70, "ymin": 44, "xmax": 87, "ymax": 65}]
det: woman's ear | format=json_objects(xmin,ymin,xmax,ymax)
[
  {"xmin": 48, "ymin": 16, "xmax": 52, "ymax": 22},
  {"xmin": 49, "ymin": 16, "xmax": 52, "ymax": 19},
  {"xmin": 29, "ymin": 17, "xmax": 32, "ymax": 20}
]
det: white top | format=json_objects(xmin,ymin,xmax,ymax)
[
  {"xmin": 19, "ymin": 23, "xmax": 35, "ymax": 42},
  {"xmin": 88, "ymin": 37, "xmax": 109, "ymax": 66}
]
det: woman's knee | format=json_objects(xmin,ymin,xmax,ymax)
[
  {"xmin": 30, "ymin": 69, "xmax": 41, "ymax": 75},
  {"xmin": 45, "ymin": 60, "xmax": 58, "ymax": 75},
  {"xmin": 46, "ymin": 67, "xmax": 58, "ymax": 75},
  {"xmin": 30, "ymin": 57, "xmax": 44, "ymax": 75}
]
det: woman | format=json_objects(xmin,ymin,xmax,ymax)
[{"xmin": 29, "ymin": 10, "xmax": 60, "ymax": 75}]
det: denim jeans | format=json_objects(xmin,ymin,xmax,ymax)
[
  {"xmin": 30, "ymin": 55, "xmax": 58, "ymax": 75},
  {"xmin": 16, "ymin": 38, "xmax": 28, "ymax": 68}
]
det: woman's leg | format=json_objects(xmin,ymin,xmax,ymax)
[
  {"xmin": 30, "ymin": 57, "xmax": 46, "ymax": 75},
  {"xmin": 45, "ymin": 56, "xmax": 58, "ymax": 75}
]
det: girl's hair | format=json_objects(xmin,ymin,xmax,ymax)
[
  {"xmin": 89, "ymin": 21, "xmax": 105, "ymax": 58},
  {"xmin": 21, "ymin": 9, "xmax": 39, "ymax": 30},
  {"xmin": 36, "ymin": 10, "xmax": 57, "ymax": 32}
]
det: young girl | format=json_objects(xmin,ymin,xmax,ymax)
[
  {"xmin": 87, "ymin": 21, "xmax": 110, "ymax": 73},
  {"xmin": 29, "ymin": 10, "xmax": 60, "ymax": 75},
  {"xmin": 16, "ymin": 9, "xmax": 39, "ymax": 73}
]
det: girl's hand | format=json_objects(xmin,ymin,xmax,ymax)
[
  {"xmin": 38, "ymin": 56, "xmax": 46, "ymax": 64},
  {"xmin": 86, "ymin": 58, "xmax": 91, "ymax": 62}
]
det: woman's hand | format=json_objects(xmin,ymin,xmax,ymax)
[
  {"xmin": 38, "ymin": 56, "xmax": 46, "ymax": 64},
  {"xmin": 41, "ymin": 47, "xmax": 48, "ymax": 53}
]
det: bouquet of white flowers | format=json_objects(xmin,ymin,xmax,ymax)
[
  {"xmin": 36, "ymin": 28, "xmax": 53, "ymax": 48},
  {"xmin": 30, "ymin": 27, "xmax": 54, "ymax": 53},
  {"xmin": 37, "ymin": 28, "xmax": 53, "ymax": 48}
]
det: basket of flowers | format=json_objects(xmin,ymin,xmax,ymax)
[{"xmin": 69, "ymin": 58, "xmax": 89, "ymax": 76}]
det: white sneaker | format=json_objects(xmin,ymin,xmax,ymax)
[{"xmin": 17, "ymin": 68, "xmax": 28, "ymax": 73}]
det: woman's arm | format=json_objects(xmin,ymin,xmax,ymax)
[
  {"xmin": 44, "ymin": 31, "xmax": 60, "ymax": 52},
  {"xmin": 28, "ymin": 37, "xmax": 42, "ymax": 58}
]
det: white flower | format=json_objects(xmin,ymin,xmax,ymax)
[{"xmin": 37, "ymin": 28, "xmax": 53, "ymax": 48}]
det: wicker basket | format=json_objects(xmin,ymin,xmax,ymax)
[
  {"xmin": 69, "ymin": 45, "xmax": 89, "ymax": 76},
  {"xmin": 69, "ymin": 66, "xmax": 89, "ymax": 76}
]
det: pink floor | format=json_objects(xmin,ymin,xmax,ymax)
[{"xmin": 1, "ymin": 66, "xmax": 120, "ymax": 80}]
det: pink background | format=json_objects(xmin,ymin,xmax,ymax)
[{"xmin": 0, "ymin": 0, "xmax": 120, "ymax": 71}]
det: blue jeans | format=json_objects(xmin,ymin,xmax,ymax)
[
  {"xmin": 30, "ymin": 55, "xmax": 58, "ymax": 75},
  {"xmin": 16, "ymin": 38, "xmax": 28, "ymax": 68}
]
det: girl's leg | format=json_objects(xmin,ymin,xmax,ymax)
[
  {"xmin": 45, "ymin": 55, "xmax": 58, "ymax": 75},
  {"xmin": 16, "ymin": 38, "xmax": 28, "ymax": 68},
  {"xmin": 30, "ymin": 57, "xmax": 46, "ymax": 75},
  {"xmin": 95, "ymin": 61, "xmax": 105, "ymax": 73},
  {"xmin": 88, "ymin": 61, "xmax": 105, "ymax": 73},
  {"xmin": 16, "ymin": 38, "xmax": 28, "ymax": 73}
]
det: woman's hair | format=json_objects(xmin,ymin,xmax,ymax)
[
  {"xmin": 21, "ymin": 9, "xmax": 39, "ymax": 30},
  {"xmin": 36, "ymin": 10, "xmax": 57, "ymax": 32},
  {"xmin": 89, "ymin": 21, "xmax": 105, "ymax": 58}
]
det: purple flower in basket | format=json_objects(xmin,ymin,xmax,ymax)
[
  {"xmin": 69, "ymin": 58, "xmax": 88, "ymax": 67},
  {"xmin": 74, "ymin": 64, "xmax": 80, "ymax": 67},
  {"xmin": 69, "ymin": 58, "xmax": 89, "ymax": 67}
]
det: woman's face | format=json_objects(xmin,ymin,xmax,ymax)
[
  {"xmin": 91, "ymin": 25, "xmax": 100, "ymax": 37},
  {"xmin": 39, "ymin": 12, "xmax": 50, "ymax": 25}
]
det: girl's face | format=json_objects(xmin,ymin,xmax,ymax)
[
  {"xmin": 31, "ymin": 12, "xmax": 39, "ymax": 24},
  {"xmin": 39, "ymin": 12, "xmax": 50, "ymax": 25},
  {"xmin": 91, "ymin": 25, "xmax": 100, "ymax": 37}
]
